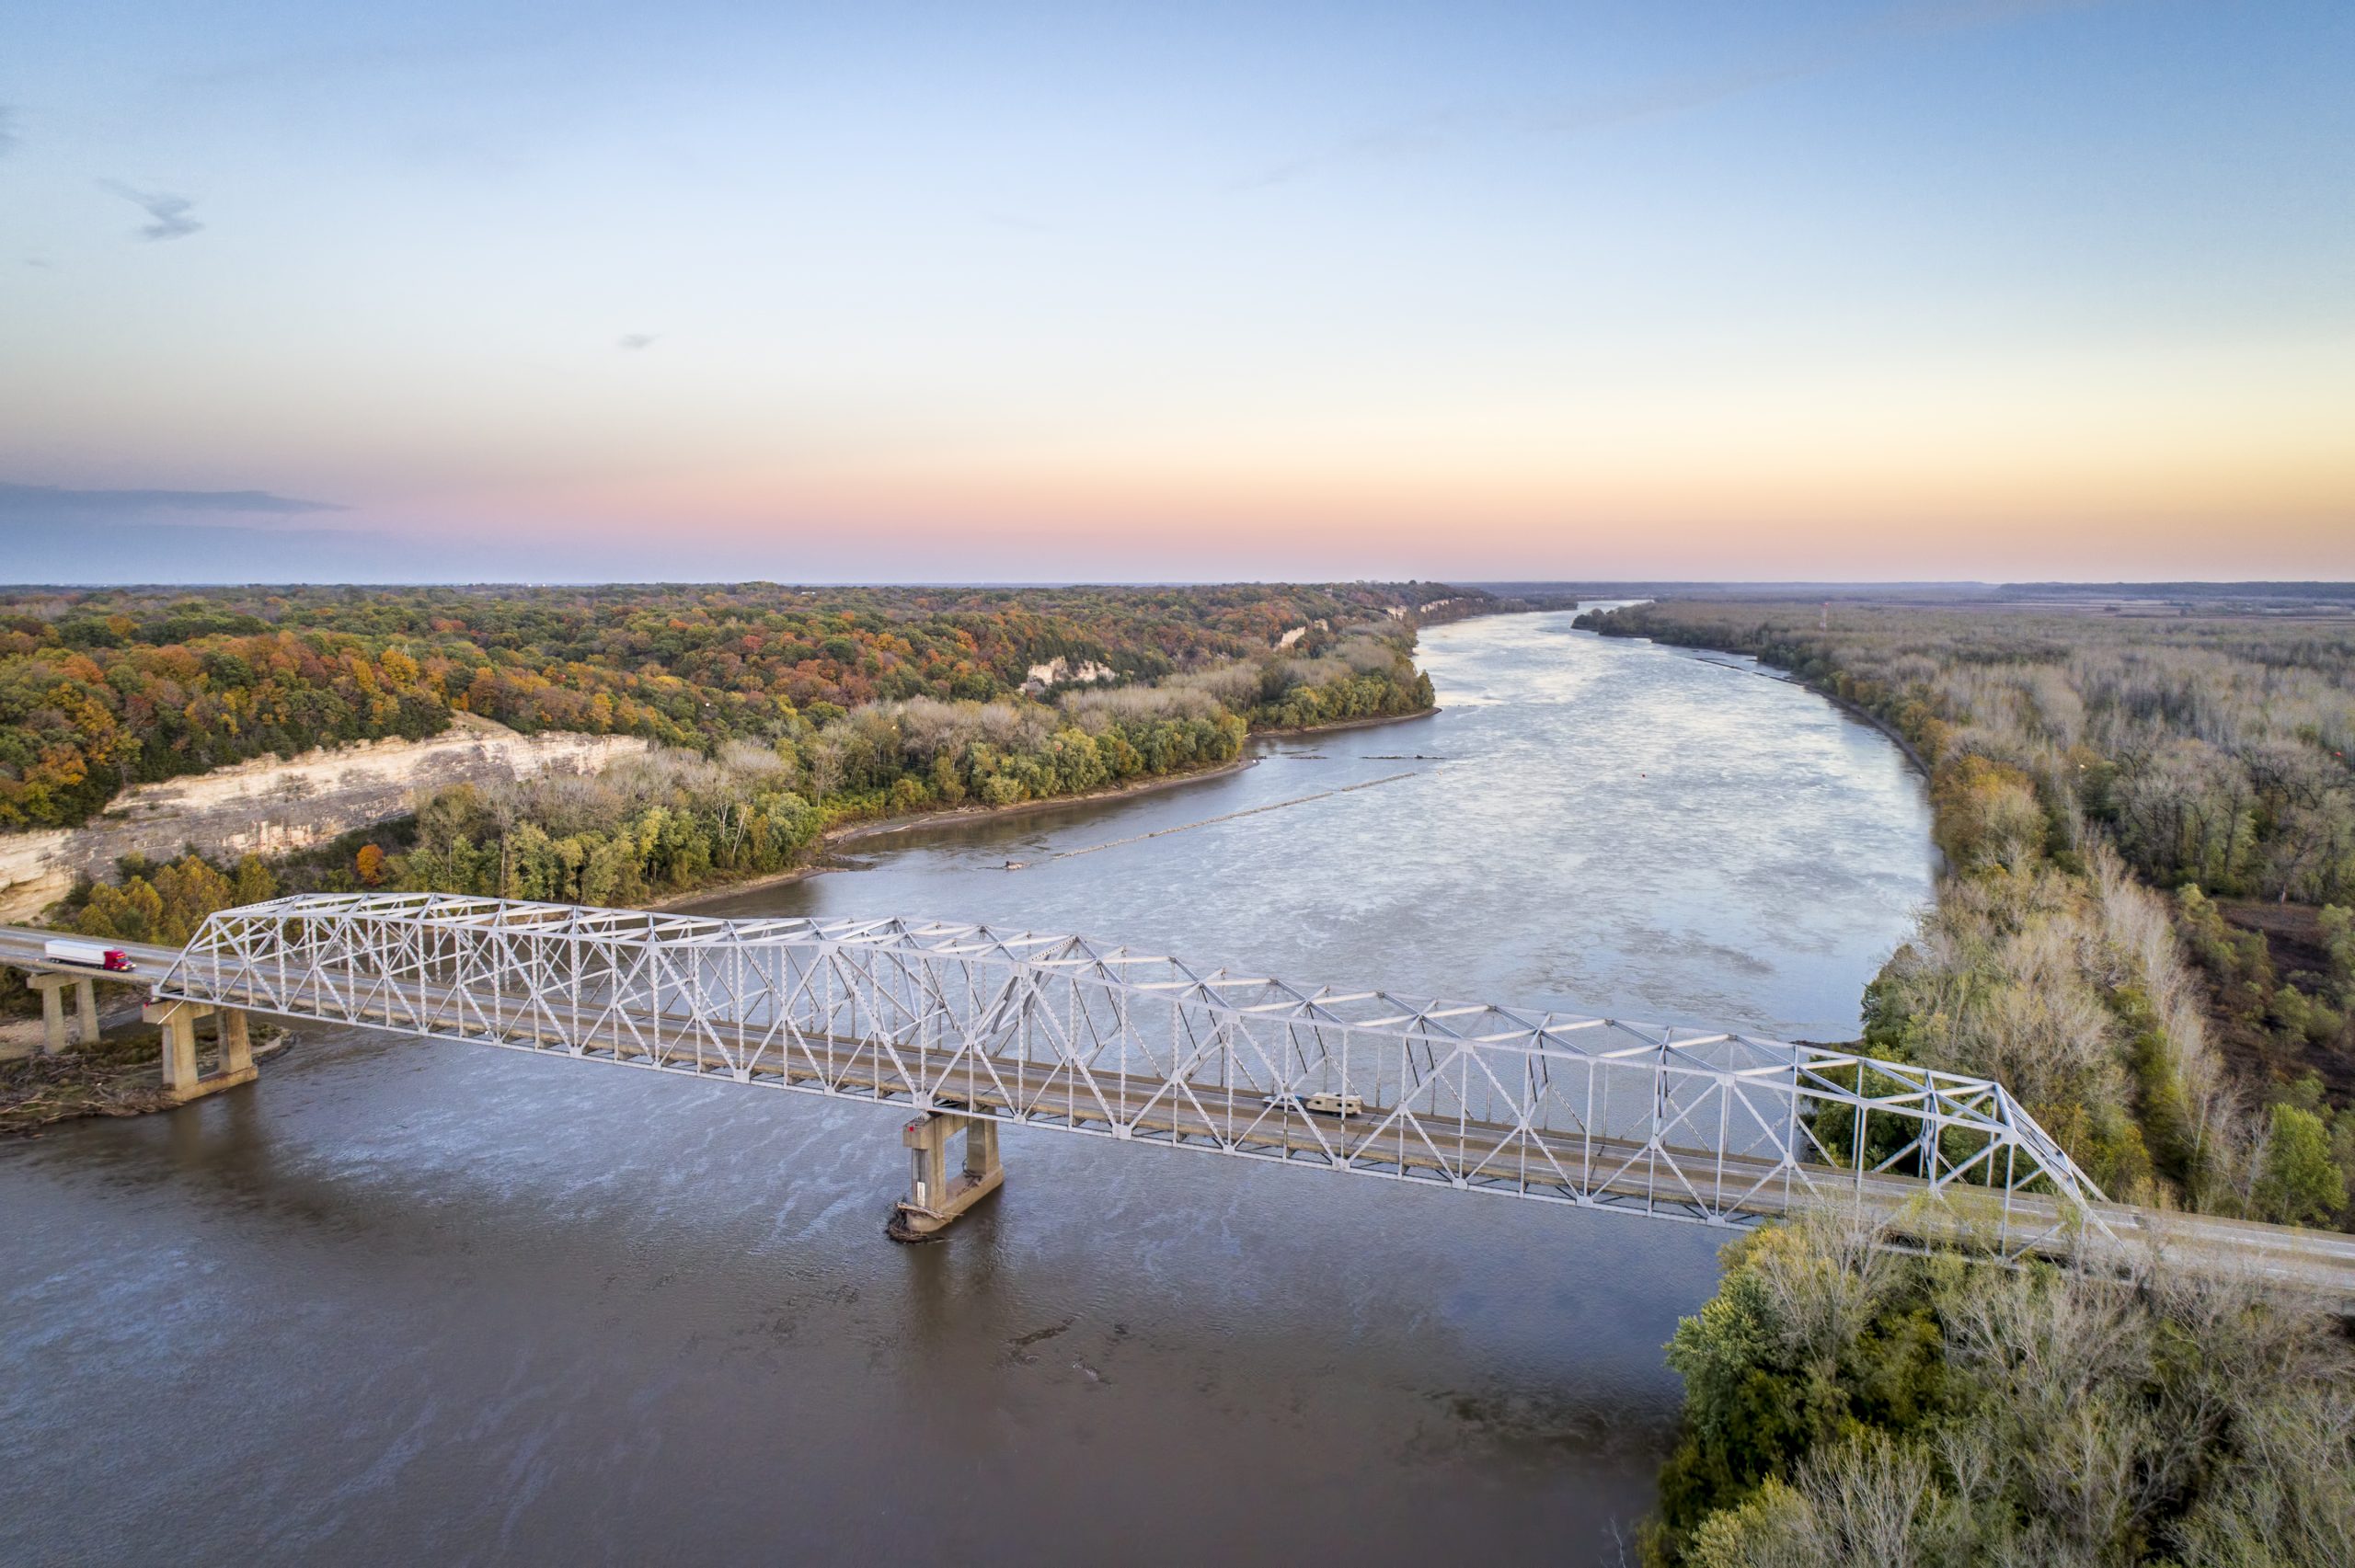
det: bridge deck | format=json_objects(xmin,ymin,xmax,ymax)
[
  {"xmin": 197, "ymin": 985, "xmax": 2355, "ymax": 1302},
  {"xmin": 6, "ymin": 920, "xmax": 2351, "ymax": 1307}
]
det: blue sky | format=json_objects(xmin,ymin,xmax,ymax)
[{"xmin": 2, "ymin": 1, "xmax": 2349, "ymax": 582}]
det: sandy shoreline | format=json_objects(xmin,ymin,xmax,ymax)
[
  {"xmin": 649, "ymin": 704, "xmax": 1441, "ymax": 911},
  {"xmin": 645, "ymin": 753, "xmax": 1260, "ymax": 910},
  {"xmin": 1249, "ymin": 705, "xmax": 1442, "ymax": 740}
]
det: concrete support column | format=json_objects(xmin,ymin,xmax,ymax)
[
  {"xmin": 75, "ymin": 978, "xmax": 98, "ymax": 1047},
  {"xmin": 218, "ymin": 1010, "xmax": 253, "ymax": 1077},
  {"xmin": 36, "ymin": 977, "xmax": 69, "ymax": 1056},
  {"xmin": 963, "ymin": 1116, "xmax": 1000, "ymax": 1185},
  {"xmin": 140, "ymin": 998, "xmax": 257, "ymax": 1105},
  {"xmin": 887, "ymin": 1110, "xmax": 1005, "ymax": 1242},
  {"xmin": 908, "ymin": 1115, "xmax": 950, "ymax": 1213},
  {"xmin": 160, "ymin": 1011, "xmax": 200, "ymax": 1093}
]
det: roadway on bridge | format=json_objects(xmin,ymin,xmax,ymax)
[
  {"xmin": 7, "ymin": 921, "xmax": 2353, "ymax": 1307},
  {"xmin": 0, "ymin": 929, "xmax": 183, "ymax": 978}
]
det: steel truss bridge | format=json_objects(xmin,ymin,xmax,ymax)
[
  {"xmin": 0, "ymin": 889, "xmax": 2315, "ymax": 1296},
  {"xmin": 144, "ymin": 892, "xmax": 2129, "ymax": 1246}
]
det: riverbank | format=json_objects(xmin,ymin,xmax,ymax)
[
  {"xmin": 1249, "ymin": 704, "xmax": 1443, "ymax": 740},
  {"xmin": 649, "ymin": 701, "xmax": 1442, "ymax": 910},
  {"xmin": 1594, "ymin": 625, "xmax": 1933, "ymax": 780},
  {"xmin": 1815, "ymin": 685, "xmax": 1932, "ymax": 777},
  {"xmin": 1730, "ymin": 660, "xmax": 1932, "ymax": 779},
  {"xmin": 645, "ymin": 750, "xmax": 1263, "ymax": 910}
]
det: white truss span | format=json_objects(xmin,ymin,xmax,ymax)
[{"xmin": 157, "ymin": 893, "xmax": 2109, "ymax": 1249}]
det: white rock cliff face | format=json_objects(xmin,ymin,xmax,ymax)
[
  {"xmin": 0, "ymin": 715, "xmax": 648, "ymax": 921},
  {"xmin": 1020, "ymin": 657, "xmax": 1115, "ymax": 692}
]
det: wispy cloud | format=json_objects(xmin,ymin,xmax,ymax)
[
  {"xmin": 1235, "ymin": 0, "xmax": 2108, "ymax": 189},
  {"xmin": 0, "ymin": 482, "xmax": 343, "ymax": 521},
  {"xmin": 616, "ymin": 333, "xmax": 659, "ymax": 351},
  {"xmin": 98, "ymin": 179, "xmax": 204, "ymax": 241}
]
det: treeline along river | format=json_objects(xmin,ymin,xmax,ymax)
[{"xmin": 0, "ymin": 611, "xmax": 1933, "ymax": 1564}]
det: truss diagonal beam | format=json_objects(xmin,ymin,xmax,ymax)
[{"xmin": 155, "ymin": 893, "xmax": 2114, "ymax": 1250}]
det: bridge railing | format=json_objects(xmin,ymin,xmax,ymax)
[{"xmin": 159, "ymin": 893, "xmax": 2109, "ymax": 1251}]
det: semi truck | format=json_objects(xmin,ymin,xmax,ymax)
[{"xmin": 43, "ymin": 938, "xmax": 137, "ymax": 973}]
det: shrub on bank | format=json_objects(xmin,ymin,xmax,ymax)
[{"xmin": 1650, "ymin": 1210, "xmax": 2355, "ymax": 1567}]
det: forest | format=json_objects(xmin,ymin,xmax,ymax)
[
  {"xmin": 16, "ymin": 589, "xmax": 1441, "ymax": 959},
  {"xmin": 1582, "ymin": 600, "xmax": 2355, "ymax": 1565},
  {"xmin": 1649, "ymin": 1208, "xmax": 2351, "ymax": 1565},
  {"xmin": 0, "ymin": 580, "xmax": 1475, "ymax": 830}
]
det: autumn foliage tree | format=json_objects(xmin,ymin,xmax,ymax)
[
  {"xmin": 71, "ymin": 853, "xmax": 277, "ymax": 947},
  {"xmin": 1928, "ymin": 754, "xmax": 2048, "ymax": 872},
  {"xmin": 1, "ymin": 582, "xmax": 1476, "ymax": 830}
]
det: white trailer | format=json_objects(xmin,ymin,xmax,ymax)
[{"xmin": 43, "ymin": 938, "xmax": 135, "ymax": 973}]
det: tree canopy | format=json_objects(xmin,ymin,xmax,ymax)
[{"xmin": 1, "ymin": 580, "xmax": 1477, "ymax": 830}]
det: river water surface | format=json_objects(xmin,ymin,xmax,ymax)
[{"xmin": 1, "ymin": 612, "xmax": 1931, "ymax": 1565}]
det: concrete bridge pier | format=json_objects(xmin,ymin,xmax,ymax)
[
  {"xmin": 26, "ymin": 973, "xmax": 99, "ymax": 1055},
  {"xmin": 140, "ymin": 999, "xmax": 258, "ymax": 1104},
  {"xmin": 887, "ymin": 1110, "xmax": 1004, "ymax": 1242}
]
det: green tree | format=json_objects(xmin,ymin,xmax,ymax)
[{"xmin": 2253, "ymin": 1103, "xmax": 2348, "ymax": 1226}]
